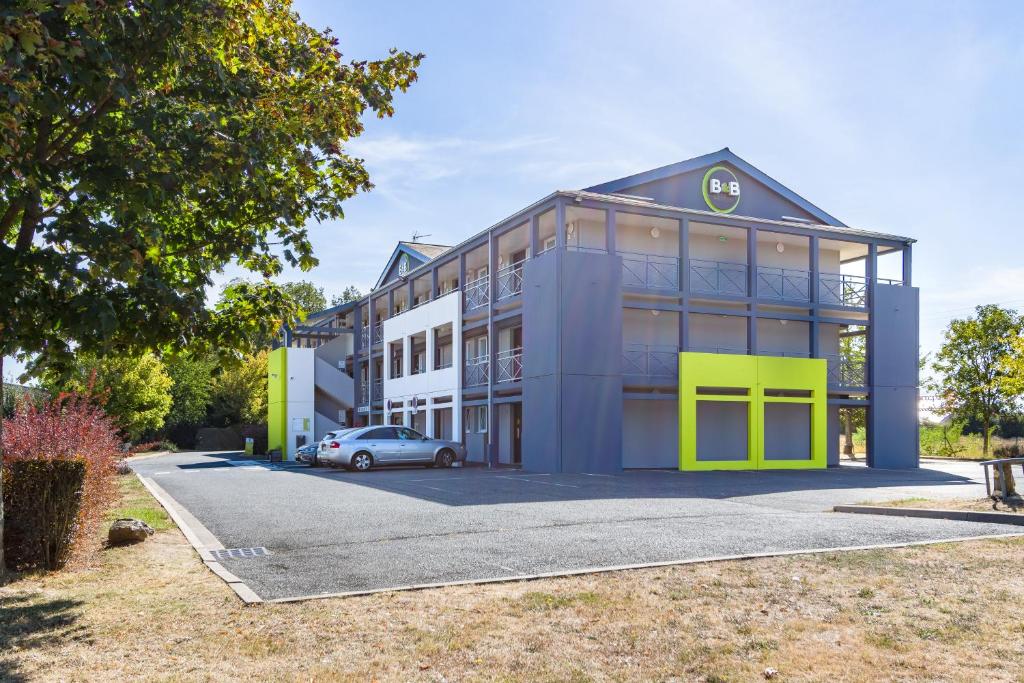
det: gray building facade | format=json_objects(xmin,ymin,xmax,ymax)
[{"xmin": 281, "ymin": 148, "xmax": 919, "ymax": 471}]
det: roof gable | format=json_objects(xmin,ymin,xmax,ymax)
[
  {"xmin": 374, "ymin": 241, "xmax": 451, "ymax": 289},
  {"xmin": 585, "ymin": 148, "xmax": 845, "ymax": 227}
]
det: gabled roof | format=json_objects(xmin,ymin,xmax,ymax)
[
  {"xmin": 585, "ymin": 147, "xmax": 846, "ymax": 227},
  {"xmin": 373, "ymin": 241, "xmax": 452, "ymax": 290}
]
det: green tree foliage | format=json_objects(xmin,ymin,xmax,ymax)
[
  {"xmin": 208, "ymin": 351, "xmax": 267, "ymax": 426},
  {"xmin": 164, "ymin": 352, "xmax": 216, "ymax": 428},
  {"xmin": 46, "ymin": 353, "xmax": 173, "ymax": 441},
  {"xmin": 0, "ymin": 0, "xmax": 421, "ymax": 571},
  {"xmin": 932, "ymin": 305, "xmax": 1024, "ymax": 454},
  {"xmin": 330, "ymin": 285, "xmax": 363, "ymax": 307},
  {"xmin": 221, "ymin": 279, "xmax": 328, "ymax": 348}
]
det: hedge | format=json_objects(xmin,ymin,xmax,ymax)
[{"xmin": 2, "ymin": 459, "xmax": 87, "ymax": 571}]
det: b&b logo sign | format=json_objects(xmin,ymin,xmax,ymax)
[{"xmin": 701, "ymin": 165, "xmax": 741, "ymax": 214}]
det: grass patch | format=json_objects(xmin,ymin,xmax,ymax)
[
  {"xmin": 2, "ymin": 483, "xmax": 1024, "ymax": 681},
  {"xmin": 862, "ymin": 496, "xmax": 1024, "ymax": 514},
  {"xmin": 103, "ymin": 476, "xmax": 173, "ymax": 531}
]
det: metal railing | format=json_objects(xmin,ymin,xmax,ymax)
[
  {"xmin": 359, "ymin": 382, "xmax": 369, "ymax": 406},
  {"xmin": 435, "ymin": 352, "xmax": 453, "ymax": 370},
  {"xmin": 464, "ymin": 356, "xmax": 489, "ymax": 387},
  {"xmin": 464, "ymin": 273, "xmax": 489, "ymax": 312},
  {"xmin": 373, "ymin": 322, "xmax": 383, "ymax": 345},
  {"xmin": 818, "ymin": 273, "xmax": 867, "ymax": 308},
  {"xmin": 759, "ymin": 350, "xmax": 811, "ymax": 358},
  {"xmin": 497, "ymin": 259, "xmax": 525, "ymax": 300},
  {"xmin": 688, "ymin": 345, "xmax": 748, "ymax": 355},
  {"xmin": 495, "ymin": 348, "xmax": 523, "ymax": 383},
  {"xmin": 877, "ymin": 277, "xmax": 903, "ymax": 286},
  {"xmin": 372, "ymin": 379, "xmax": 382, "ymax": 402},
  {"xmin": 621, "ymin": 251, "xmax": 679, "ymax": 291},
  {"xmin": 757, "ymin": 266, "xmax": 810, "ymax": 302},
  {"xmin": 622, "ymin": 344, "xmax": 678, "ymax": 377},
  {"xmin": 689, "ymin": 259, "xmax": 748, "ymax": 296},
  {"xmin": 360, "ymin": 326, "xmax": 370, "ymax": 348},
  {"xmin": 825, "ymin": 354, "xmax": 866, "ymax": 387}
]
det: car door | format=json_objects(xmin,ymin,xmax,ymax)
[
  {"xmin": 358, "ymin": 427, "xmax": 400, "ymax": 462},
  {"xmin": 395, "ymin": 427, "xmax": 433, "ymax": 462}
]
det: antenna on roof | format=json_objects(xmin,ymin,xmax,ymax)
[{"xmin": 411, "ymin": 230, "xmax": 431, "ymax": 243}]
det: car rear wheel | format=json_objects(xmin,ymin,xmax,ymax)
[
  {"xmin": 436, "ymin": 449, "xmax": 456, "ymax": 468},
  {"xmin": 350, "ymin": 452, "xmax": 373, "ymax": 472}
]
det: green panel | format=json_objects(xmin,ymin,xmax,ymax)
[
  {"xmin": 678, "ymin": 352, "xmax": 827, "ymax": 471},
  {"xmin": 267, "ymin": 347, "xmax": 287, "ymax": 455}
]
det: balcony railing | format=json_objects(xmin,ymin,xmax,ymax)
[
  {"xmin": 688, "ymin": 345, "xmax": 748, "ymax": 355},
  {"xmin": 497, "ymin": 260, "xmax": 525, "ymax": 301},
  {"xmin": 372, "ymin": 379, "xmax": 383, "ymax": 402},
  {"xmin": 621, "ymin": 252, "xmax": 679, "ymax": 291},
  {"xmin": 818, "ymin": 273, "xmax": 867, "ymax": 308},
  {"xmin": 360, "ymin": 326, "xmax": 370, "ymax": 348},
  {"xmin": 496, "ymin": 348, "xmax": 523, "ymax": 383},
  {"xmin": 622, "ymin": 344, "xmax": 678, "ymax": 377},
  {"xmin": 757, "ymin": 266, "xmax": 810, "ymax": 302},
  {"xmin": 359, "ymin": 382, "xmax": 369, "ymax": 406},
  {"xmin": 689, "ymin": 259, "xmax": 748, "ymax": 297},
  {"xmin": 825, "ymin": 354, "xmax": 866, "ymax": 387},
  {"xmin": 373, "ymin": 322, "xmax": 383, "ymax": 345},
  {"xmin": 464, "ymin": 273, "xmax": 489, "ymax": 312},
  {"xmin": 464, "ymin": 356, "xmax": 489, "ymax": 387},
  {"xmin": 759, "ymin": 350, "xmax": 811, "ymax": 358}
]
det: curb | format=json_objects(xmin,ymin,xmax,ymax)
[
  {"xmin": 135, "ymin": 473, "xmax": 263, "ymax": 604},
  {"xmin": 834, "ymin": 504, "xmax": 1024, "ymax": 526}
]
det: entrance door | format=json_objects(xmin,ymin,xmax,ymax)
[{"xmin": 512, "ymin": 402, "xmax": 522, "ymax": 465}]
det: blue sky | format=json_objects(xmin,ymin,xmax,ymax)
[{"xmin": 6, "ymin": 0, "xmax": 1024, "ymax": 381}]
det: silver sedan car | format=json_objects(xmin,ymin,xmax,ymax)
[{"xmin": 318, "ymin": 425, "xmax": 467, "ymax": 471}]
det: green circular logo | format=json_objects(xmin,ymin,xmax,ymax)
[{"xmin": 701, "ymin": 165, "xmax": 741, "ymax": 214}]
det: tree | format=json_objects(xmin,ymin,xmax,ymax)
[
  {"xmin": 0, "ymin": 1, "xmax": 421, "ymax": 572},
  {"xmin": 839, "ymin": 332, "xmax": 867, "ymax": 457},
  {"xmin": 221, "ymin": 278, "xmax": 328, "ymax": 348},
  {"xmin": 45, "ymin": 353, "xmax": 173, "ymax": 441},
  {"xmin": 331, "ymin": 285, "xmax": 363, "ymax": 307},
  {"xmin": 164, "ymin": 351, "xmax": 216, "ymax": 428},
  {"xmin": 208, "ymin": 351, "xmax": 268, "ymax": 426},
  {"xmin": 932, "ymin": 305, "xmax": 1024, "ymax": 455}
]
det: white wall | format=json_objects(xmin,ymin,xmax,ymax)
[
  {"xmin": 284, "ymin": 348, "xmax": 315, "ymax": 459},
  {"xmin": 382, "ymin": 291, "xmax": 462, "ymax": 436}
]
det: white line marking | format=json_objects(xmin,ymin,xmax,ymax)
[{"xmin": 495, "ymin": 475, "xmax": 580, "ymax": 488}]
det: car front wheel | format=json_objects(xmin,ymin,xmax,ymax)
[
  {"xmin": 436, "ymin": 449, "xmax": 456, "ymax": 468},
  {"xmin": 350, "ymin": 452, "xmax": 373, "ymax": 472}
]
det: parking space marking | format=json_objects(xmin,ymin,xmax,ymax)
[{"xmin": 495, "ymin": 475, "xmax": 580, "ymax": 488}]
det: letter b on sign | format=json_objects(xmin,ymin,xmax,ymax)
[{"xmin": 709, "ymin": 178, "xmax": 722, "ymax": 193}]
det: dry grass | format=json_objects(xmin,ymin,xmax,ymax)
[
  {"xmin": 872, "ymin": 496, "xmax": 1024, "ymax": 514},
  {"xmin": 3, "ymin": 478, "xmax": 1024, "ymax": 682}
]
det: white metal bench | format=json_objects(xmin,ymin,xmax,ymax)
[{"xmin": 980, "ymin": 457, "xmax": 1024, "ymax": 499}]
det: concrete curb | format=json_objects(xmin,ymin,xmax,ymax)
[
  {"xmin": 834, "ymin": 504, "xmax": 1024, "ymax": 526},
  {"xmin": 266, "ymin": 531, "xmax": 1024, "ymax": 603},
  {"xmin": 135, "ymin": 473, "xmax": 263, "ymax": 604}
]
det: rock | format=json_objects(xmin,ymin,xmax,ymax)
[
  {"xmin": 108, "ymin": 518, "xmax": 155, "ymax": 545},
  {"xmin": 763, "ymin": 668, "xmax": 779, "ymax": 680}
]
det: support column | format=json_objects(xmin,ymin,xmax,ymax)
[
  {"xmin": 680, "ymin": 216, "xmax": 689, "ymax": 351},
  {"xmin": 487, "ymin": 230, "xmax": 497, "ymax": 466},
  {"xmin": 605, "ymin": 208, "xmax": 616, "ymax": 254},
  {"xmin": 747, "ymin": 227, "xmax": 758, "ymax": 355},
  {"xmin": 902, "ymin": 244, "xmax": 912, "ymax": 286},
  {"xmin": 809, "ymin": 235, "xmax": 820, "ymax": 358}
]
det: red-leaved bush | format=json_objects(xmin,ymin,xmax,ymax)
[{"xmin": 2, "ymin": 392, "xmax": 121, "ymax": 563}]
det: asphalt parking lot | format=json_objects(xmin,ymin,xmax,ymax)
[{"xmin": 132, "ymin": 452, "xmax": 1020, "ymax": 601}]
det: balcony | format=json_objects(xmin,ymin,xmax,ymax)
[
  {"xmin": 360, "ymin": 326, "xmax": 370, "ymax": 348},
  {"xmin": 688, "ymin": 344, "xmax": 748, "ymax": 355},
  {"xmin": 464, "ymin": 356, "xmax": 489, "ymax": 387},
  {"xmin": 757, "ymin": 266, "xmax": 810, "ymax": 302},
  {"xmin": 621, "ymin": 252, "xmax": 679, "ymax": 291},
  {"xmin": 495, "ymin": 348, "xmax": 522, "ymax": 383},
  {"xmin": 689, "ymin": 259, "xmax": 748, "ymax": 297},
  {"xmin": 497, "ymin": 260, "xmax": 525, "ymax": 301},
  {"xmin": 622, "ymin": 344, "xmax": 678, "ymax": 377},
  {"xmin": 359, "ymin": 382, "xmax": 369, "ymax": 406},
  {"xmin": 464, "ymin": 273, "xmax": 489, "ymax": 312},
  {"xmin": 826, "ymin": 354, "xmax": 866, "ymax": 387},
  {"xmin": 373, "ymin": 322, "xmax": 383, "ymax": 345},
  {"xmin": 818, "ymin": 273, "xmax": 867, "ymax": 308},
  {"xmin": 372, "ymin": 379, "xmax": 383, "ymax": 402}
]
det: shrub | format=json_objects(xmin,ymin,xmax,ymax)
[
  {"xmin": 993, "ymin": 443, "xmax": 1023, "ymax": 458},
  {"xmin": 2, "ymin": 392, "xmax": 120, "ymax": 568},
  {"xmin": 2, "ymin": 459, "xmax": 86, "ymax": 570}
]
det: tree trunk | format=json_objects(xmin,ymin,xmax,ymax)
[
  {"xmin": 983, "ymin": 415, "xmax": 990, "ymax": 456},
  {"xmin": 842, "ymin": 411, "xmax": 854, "ymax": 458}
]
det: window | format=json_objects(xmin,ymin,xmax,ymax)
[
  {"xmin": 397, "ymin": 427, "xmax": 423, "ymax": 440},
  {"xmin": 359, "ymin": 427, "xmax": 397, "ymax": 440},
  {"xmin": 464, "ymin": 406, "xmax": 488, "ymax": 433}
]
